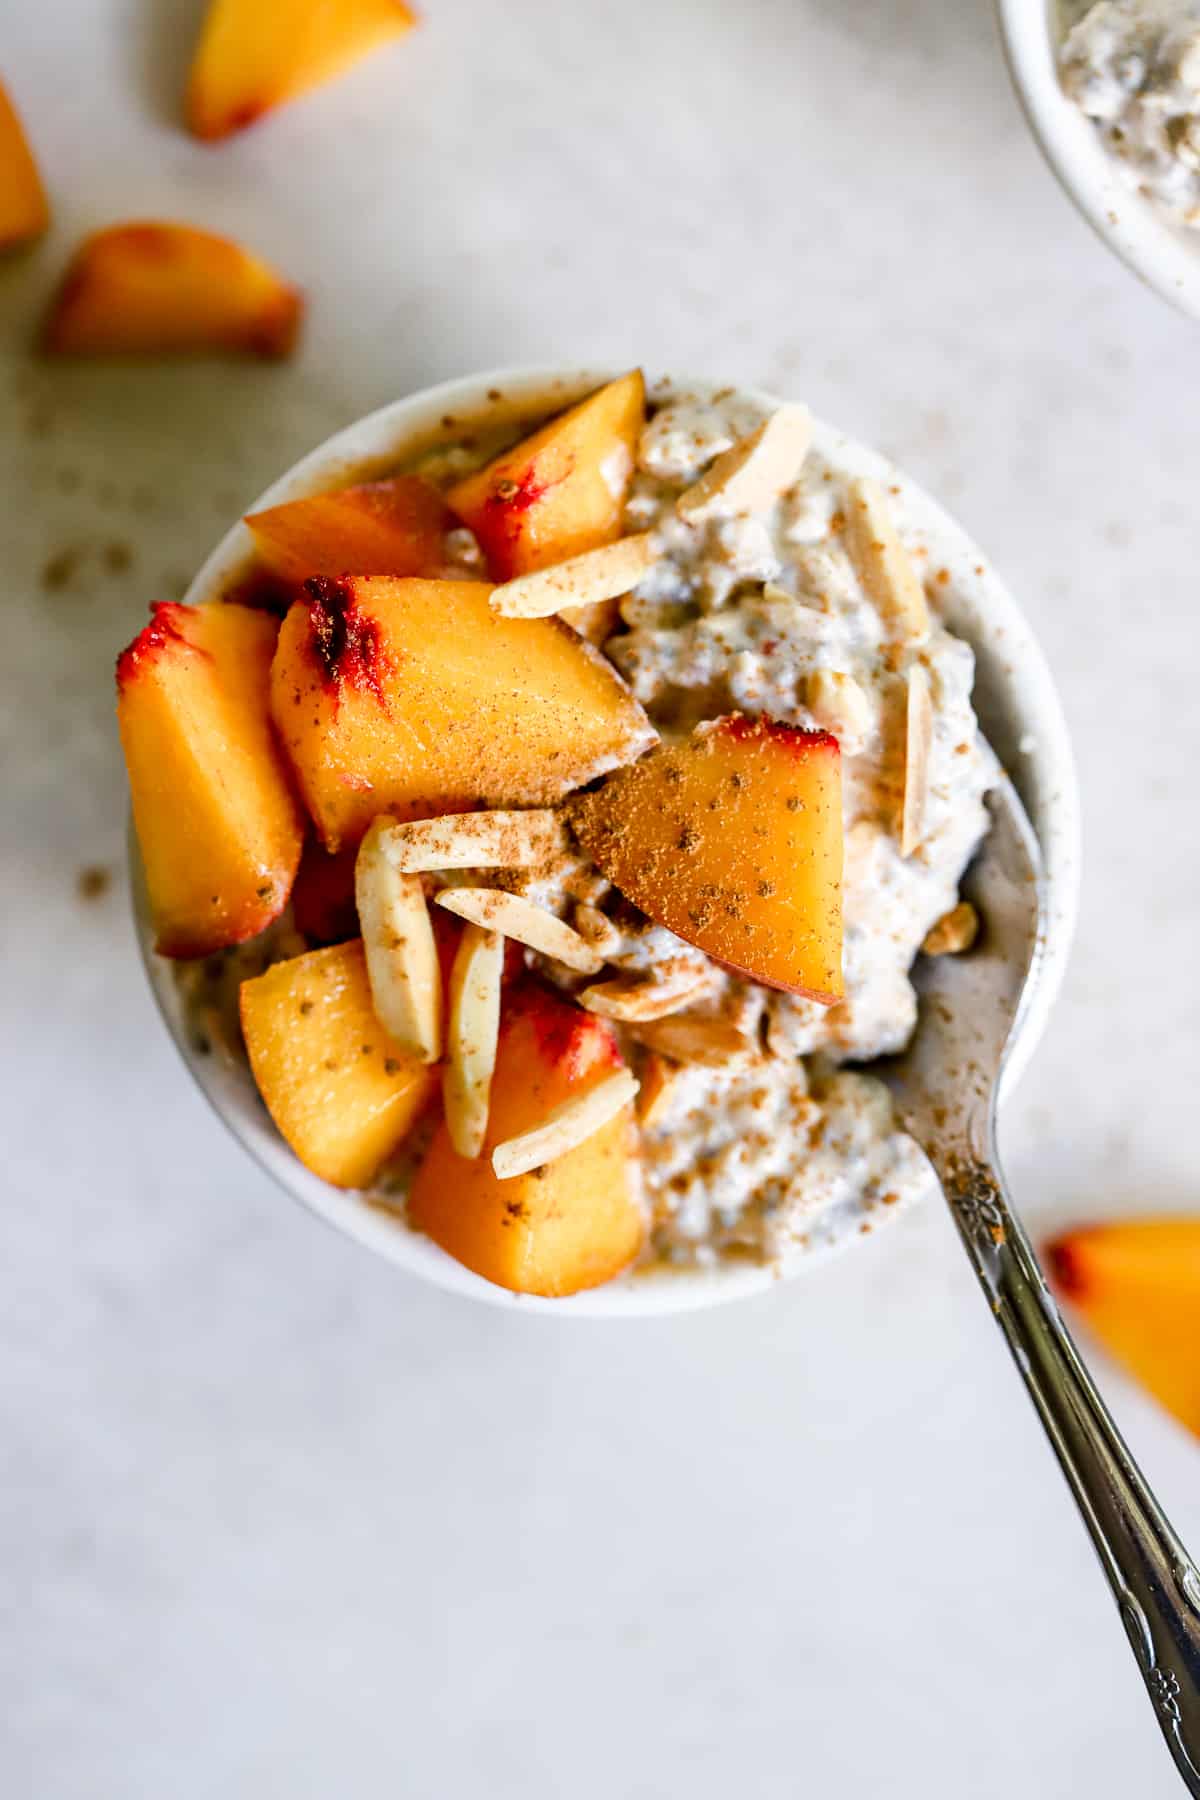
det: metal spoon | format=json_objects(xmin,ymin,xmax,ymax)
[{"xmin": 881, "ymin": 773, "xmax": 1200, "ymax": 1793}]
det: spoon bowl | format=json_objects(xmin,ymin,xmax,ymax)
[{"xmin": 883, "ymin": 771, "xmax": 1045, "ymax": 1169}]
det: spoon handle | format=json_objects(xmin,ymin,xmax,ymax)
[{"xmin": 940, "ymin": 1141, "xmax": 1200, "ymax": 1796}]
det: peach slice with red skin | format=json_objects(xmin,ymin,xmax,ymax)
[
  {"xmin": 0, "ymin": 79, "xmax": 49, "ymax": 250},
  {"xmin": 244, "ymin": 476, "xmax": 450, "ymax": 583},
  {"xmin": 186, "ymin": 0, "xmax": 418, "ymax": 141},
  {"xmin": 1047, "ymin": 1218, "xmax": 1200, "ymax": 1439},
  {"xmin": 118, "ymin": 601, "xmax": 304, "ymax": 957},
  {"xmin": 43, "ymin": 223, "xmax": 302, "ymax": 358},
  {"xmin": 269, "ymin": 574, "xmax": 655, "ymax": 852},
  {"xmin": 447, "ymin": 372, "xmax": 645, "ymax": 581},
  {"xmin": 570, "ymin": 715, "xmax": 844, "ymax": 1002},
  {"xmin": 409, "ymin": 983, "xmax": 643, "ymax": 1296},
  {"xmin": 240, "ymin": 940, "xmax": 437, "ymax": 1189}
]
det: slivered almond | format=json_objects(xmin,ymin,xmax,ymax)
[
  {"xmin": 489, "ymin": 533, "xmax": 657, "ymax": 619},
  {"xmin": 434, "ymin": 888, "xmax": 604, "ymax": 973},
  {"xmin": 443, "ymin": 924, "xmax": 503, "ymax": 1159},
  {"xmin": 901, "ymin": 663, "xmax": 933, "ymax": 857},
  {"xmin": 627, "ymin": 1015, "xmax": 760, "ymax": 1066},
  {"xmin": 805, "ymin": 669, "xmax": 872, "ymax": 754},
  {"xmin": 844, "ymin": 477, "xmax": 930, "ymax": 642},
  {"xmin": 676, "ymin": 405, "xmax": 812, "ymax": 523},
  {"xmin": 491, "ymin": 1070, "xmax": 638, "ymax": 1180},
  {"xmin": 637, "ymin": 1054, "xmax": 682, "ymax": 1129},
  {"xmin": 921, "ymin": 900, "xmax": 979, "ymax": 956},
  {"xmin": 579, "ymin": 965, "xmax": 713, "ymax": 1022},
  {"xmin": 380, "ymin": 809, "xmax": 564, "ymax": 874},
  {"xmin": 558, "ymin": 597, "xmax": 621, "ymax": 645},
  {"xmin": 572, "ymin": 902, "xmax": 623, "ymax": 956},
  {"xmin": 356, "ymin": 819, "xmax": 441, "ymax": 1063}
]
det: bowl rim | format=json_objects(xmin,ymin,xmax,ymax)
[
  {"xmin": 994, "ymin": 0, "xmax": 1200, "ymax": 320},
  {"xmin": 130, "ymin": 364, "xmax": 1082, "ymax": 1318}
]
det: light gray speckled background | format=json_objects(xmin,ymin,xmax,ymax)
[{"xmin": 2, "ymin": 2, "xmax": 1197, "ymax": 1795}]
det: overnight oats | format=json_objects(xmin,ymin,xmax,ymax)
[
  {"xmin": 1060, "ymin": 1, "xmax": 1200, "ymax": 228},
  {"xmin": 117, "ymin": 372, "xmax": 995, "ymax": 1298}
]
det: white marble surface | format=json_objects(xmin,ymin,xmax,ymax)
[{"xmin": 2, "ymin": 1, "xmax": 1198, "ymax": 1794}]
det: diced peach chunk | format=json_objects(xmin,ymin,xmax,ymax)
[
  {"xmin": 244, "ymin": 476, "xmax": 450, "ymax": 582},
  {"xmin": 118, "ymin": 601, "xmax": 304, "ymax": 957},
  {"xmin": 0, "ymin": 79, "xmax": 49, "ymax": 250},
  {"xmin": 409, "ymin": 983, "xmax": 643, "ymax": 1296},
  {"xmin": 447, "ymin": 372, "xmax": 644, "ymax": 580},
  {"xmin": 1047, "ymin": 1218, "xmax": 1200, "ymax": 1439},
  {"xmin": 240, "ymin": 940, "xmax": 437, "ymax": 1188},
  {"xmin": 186, "ymin": 0, "xmax": 417, "ymax": 141},
  {"xmin": 269, "ymin": 575, "xmax": 655, "ymax": 851},
  {"xmin": 43, "ymin": 223, "xmax": 302, "ymax": 358},
  {"xmin": 570, "ymin": 715, "xmax": 843, "ymax": 1002}
]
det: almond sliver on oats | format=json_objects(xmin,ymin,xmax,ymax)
[
  {"xmin": 901, "ymin": 662, "xmax": 933, "ymax": 858},
  {"xmin": 491, "ymin": 1069, "xmax": 639, "ymax": 1180},
  {"xmin": 489, "ymin": 533, "xmax": 657, "ymax": 619},
  {"xmin": 805, "ymin": 669, "xmax": 872, "ymax": 755},
  {"xmin": 579, "ymin": 967, "xmax": 712, "ymax": 1022},
  {"xmin": 434, "ymin": 888, "xmax": 604, "ymax": 974},
  {"xmin": 636, "ymin": 1053, "xmax": 682, "ymax": 1129},
  {"xmin": 676, "ymin": 404, "xmax": 811, "ymax": 524},
  {"xmin": 379, "ymin": 809, "xmax": 564, "ymax": 874},
  {"xmin": 356, "ymin": 818, "xmax": 442, "ymax": 1063},
  {"xmin": 627, "ymin": 1015, "xmax": 760, "ymax": 1066},
  {"xmin": 443, "ymin": 924, "xmax": 504, "ymax": 1159},
  {"xmin": 844, "ymin": 477, "xmax": 930, "ymax": 642}
]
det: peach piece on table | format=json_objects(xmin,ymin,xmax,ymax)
[
  {"xmin": 1047, "ymin": 1218, "xmax": 1200, "ymax": 1439},
  {"xmin": 0, "ymin": 78, "xmax": 49, "ymax": 250},
  {"xmin": 43, "ymin": 223, "xmax": 302, "ymax": 358},
  {"xmin": 186, "ymin": 0, "xmax": 418, "ymax": 141}
]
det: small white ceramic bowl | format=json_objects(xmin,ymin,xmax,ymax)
[
  {"xmin": 131, "ymin": 367, "xmax": 1081, "ymax": 1316},
  {"xmin": 996, "ymin": 0, "xmax": 1200, "ymax": 319}
]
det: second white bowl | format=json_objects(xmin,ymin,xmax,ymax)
[{"xmin": 996, "ymin": 0, "xmax": 1200, "ymax": 318}]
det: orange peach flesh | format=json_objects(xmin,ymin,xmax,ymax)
[
  {"xmin": 186, "ymin": 0, "xmax": 418, "ymax": 141},
  {"xmin": 1048, "ymin": 1218, "xmax": 1200, "ymax": 1438},
  {"xmin": 447, "ymin": 371, "xmax": 644, "ymax": 580},
  {"xmin": 240, "ymin": 940, "xmax": 437, "ymax": 1188},
  {"xmin": 570, "ymin": 716, "xmax": 844, "ymax": 1002},
  {"xmin": 269, "ymin": 574, "xmax": 654, "ymax": 852},
  {"xmin": 244, "ymin": 476, "xmax": 450, "ymax": 582},
  {"xmin": 43, "ymin": 223, "xmax": 302, "ymax": 358},
  {"xmin": 409, "ymin": 984, "xmax": 643, "ymax": 1296},
  {"xmin": 0, "ymin": 79, "xmax": 49, "ymax": 249},
  {"xmin": 117, "ymin": 601, "xmax": 304, "ymax": 957}
]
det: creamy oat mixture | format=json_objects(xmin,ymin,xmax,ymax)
[
  {"xmin": 448, "ymin": 388, "xmax": 992, "ymax": 1266},
  {"xmin": 1060, "ymin": 0, "xmax": 1200, "ymax": 227},
  {"xmin": 187, "ymin": 383, "xmax": 994, "ymax": 1275}
]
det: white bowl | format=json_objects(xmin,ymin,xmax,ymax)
[
  {"xmin": 131, "ymin": 367, "xmax": 1081, "ymax": 1316},
  {"xmin": 995, "ymin": 0, "xmax": 1200, "ymax": 318}
]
